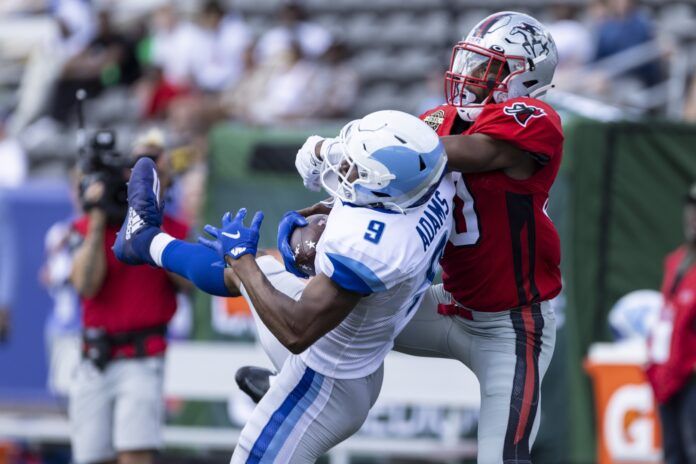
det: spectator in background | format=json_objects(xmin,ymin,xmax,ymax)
[
  {"xmin": 220, "ymin": 42, "xmax": 290, "ymax": 122},
  {"xmin": 0, "ymin": 112, "xmax": 27, "ymax": 188},
  {"xmin": 190, "ymin": 0, "xmax": 252, "ymax": 93},
  {"xmin": 68, "ymin": 138, "xmax": 189, "ymax": 464},
  {"xmin": 254, "ymin": 1, "xmax": 332, "ymax": 64},
  {"xmin": 51, "ymin": 7, "xmax": 142, "ymax": 123},
  {"xmin": 547, "ymin": 2, "xmax": 592, "ymax": 89},
  {"xmin": 52, "ymin": 0, "xmax": 96, "ymax": 61},
  {"xmin": 312, "ymin": 40, "xmax": 359, "ymax": 118},
  {"xmin": 42, "ymin": 217, "xmax": 82, "ymax": 394},
  {"xmin": 246, "ymin": 41, "xmax": 321, "ymax": 123},
  {"xmin": 139, "ymin": 4, "xmax": 198, "ymax": 119},
  {"xmin": 223, "ymin": 39, "xmax": 358, "ymax": 124},
  {"xmin": 0, "ymin": 0, "xmax": 44, "ymax": 15},
  {"xmin": 646, "ymin": 183, "xmax": 696, "ymax": 464},
  {"xmin": 592, "ymin": 0, "xmax": 662, "ymax": 87},
  {"xmin": 148, "ymin": 4, "xmax": 199, "ymax": 89},
  {"xmin": 0, "ymin": 110, "xmax": 23, "ymax": 342},
  {"xmin": 9, "ymin": 0, "xmax": 95, "ymax": 134}
]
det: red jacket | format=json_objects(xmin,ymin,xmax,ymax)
[{"xmin": 646, "ymin": 246, "xmax": 696, "ymax": 403}]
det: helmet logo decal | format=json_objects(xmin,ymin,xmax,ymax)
[
  {"xmin": 505, "ymin": 22, "xmax": 549, "ymax": 58},
  {"xmin": 423, "ymin": 110, "xmax": 445, "ymax": 131},
  {"xmin": 503, "ymin": 102, "xmax": 546, "ymax": 127},
  {"xmin": 472, "ymin": 13, "xmax": 512, "ymax": 38}
]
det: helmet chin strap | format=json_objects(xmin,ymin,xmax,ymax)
[
  {"xmin": 529, "ymin": 84, "xmax": 555, "ymax": 99},
  {"xmin": 456, "ymin": 106, "xmax": 483, "ymax": 122},
  {"xmin": 455, "ymin": 89, "xmax": 483, "ymax": 121}
]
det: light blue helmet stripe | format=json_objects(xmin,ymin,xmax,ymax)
[{"xmin": 367, "ymin": 143, "xmax": 446, "ymax": 198}]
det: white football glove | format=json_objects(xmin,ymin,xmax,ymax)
[
  {"xmin": 295, "ymin": 136, "xmax": 343, "ymax": 192},
  {"xmin": 295, "ymin": 135, "xmax": 325, "ymax": 192}
]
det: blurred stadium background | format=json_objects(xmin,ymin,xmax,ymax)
[{"xmin": 0, "ymin": 0, "xmax": 695, "ymax": 462}]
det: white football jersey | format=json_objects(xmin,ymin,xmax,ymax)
[{"xmin": 302, "ymin": 174, "xmax": 455, "ymax": 379}]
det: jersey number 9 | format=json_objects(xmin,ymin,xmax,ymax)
[{"xmin": 364, "ymin": 220, "xmax": 385, "ymax": 244}]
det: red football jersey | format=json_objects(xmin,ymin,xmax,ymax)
[
  {"xmin": 420, "ymin": 97, "xmax": 563, "ymax": 312},
  {"xmin": 646, "ymin": 247, "xmax": 696, "ymax": 403}
]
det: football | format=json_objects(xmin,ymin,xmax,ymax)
[{"xmin": 289, "ymin": 214, "xmax": 328, "ymax": 276}]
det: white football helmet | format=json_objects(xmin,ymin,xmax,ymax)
[
  {"xmin": 608, "ymin": 290, "xmax": 662, "ymax": 341},
  {"xmin": 320, "ymin": 110, "xmax": 447, "ymax": 212},
  {"xmin": 446, "ymin": 11, "xmax": 559, "ymax": 121}
]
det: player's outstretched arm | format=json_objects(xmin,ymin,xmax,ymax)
[
  {"xmin": 440, "ymin": 133, "xmax": 535, "ymax": 179},
  {"xmin": 201, "ymin": 208, "xmax": 362, "ymax": 354},
  {"xmin": 228, "ymin": 256, "xmax": 361, "ymax": 354}
]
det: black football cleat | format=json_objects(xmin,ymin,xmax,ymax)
[{"xmin": 235, "ymin": 365, "xmax": 274, "ymax": 403}]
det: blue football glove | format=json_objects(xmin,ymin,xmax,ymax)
[
  {"xmin": 198, "ymin": 208, "xmax": 264, "ymax": 262},
  {"xmin": 277, "ymin": 211, "xmax": 309, "ymax": 278}
]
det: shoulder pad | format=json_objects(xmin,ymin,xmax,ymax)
[
  {"xmin": 470, "ymin": 97, "xmax": 563, "ymax": 161},
  {"xmin": 419, "ymin": 105, "xmax": 460, "ymax": 136}
]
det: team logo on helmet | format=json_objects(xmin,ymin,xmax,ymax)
[
  {"xmin": 506, "ymin": 22, "xmax": 549, "ymax": 58},
  {"xmin": 503, "ymin": 102, "xmax": 546, "ymax": 127},
  {"xmin": 472, "ymin": 12, "xmax": 512, "ymax": 38},
  {"xmin": 423, "ymin": 110, "xmax": 445, "ymax": 131}
]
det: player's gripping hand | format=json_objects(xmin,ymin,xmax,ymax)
[
  {"xmin": 277, "ymin": 211, "xmax": 309, "ymax": 278},
  {"xmin": 198, "ymin": 208, "xmax": 264, "ymax": 262},
  {"xmin": 295, "ymin": 135, "xmax": 326, "ymax": 192},
  {"xmin": 295, "ymin": 136, "xmax": 344, "ymax": 192}
]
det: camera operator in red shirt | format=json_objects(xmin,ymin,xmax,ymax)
[{"xmin": 68, "ymin": 130, "xmax": 188, "ymax": 464}]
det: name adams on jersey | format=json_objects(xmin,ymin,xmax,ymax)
[
  {"xmin": 416, "ymin": 190, "xmax": 451, "ymax": 252},
  {"xmin": 420, "ymin": 97, "xmax": 563, "ymax": 312}
]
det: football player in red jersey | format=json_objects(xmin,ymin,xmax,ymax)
[
  {"xmin": 290, "ymin": 12, "xmax": 562, "ymax": 463},
  {"xmin": 392, "ymin": 12, "xmax": 563, "ymax": 463}
]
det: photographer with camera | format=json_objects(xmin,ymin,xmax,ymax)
[{"xmin": 68, "ymin": 129, "xmax": 188, "ymax": 464}]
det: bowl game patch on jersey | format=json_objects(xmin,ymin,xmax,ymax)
[{"xmin": 423, "ymin": 109, "xmax": 446, "ymax": 131}]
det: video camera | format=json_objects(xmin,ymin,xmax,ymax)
[
  {"xmin": 74, "ymin": 90, "xmax": 132, "ymax": 223},
  {"xmin": 78, "ymin": 129, "xmax": 131, "ymax": 223}
]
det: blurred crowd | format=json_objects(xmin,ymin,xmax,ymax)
[
  {"xmin": 0, "ymin": 0, "xmax": 695, "ymax": 189},
  {"xmin": 0, "ymin": 0, "xmax": 358, "ymax": 191}
]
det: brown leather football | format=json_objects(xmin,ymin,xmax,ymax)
[{"xmin": 289, "ymin": 214, "xmax": 328, "ymax": 276}]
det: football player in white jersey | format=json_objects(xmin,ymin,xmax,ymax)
[{"xmin": 113, "ymin": 110, "xmax": 455, "ymax": 463}]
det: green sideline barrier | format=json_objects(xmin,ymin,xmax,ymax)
[{"xmin": 564, "ymin": 120, "xmax": 696, "ymax": 463}]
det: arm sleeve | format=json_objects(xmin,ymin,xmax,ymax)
[{"xmin": 161, "ymin": 240, "xmax": 233, "ymax": 297}]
